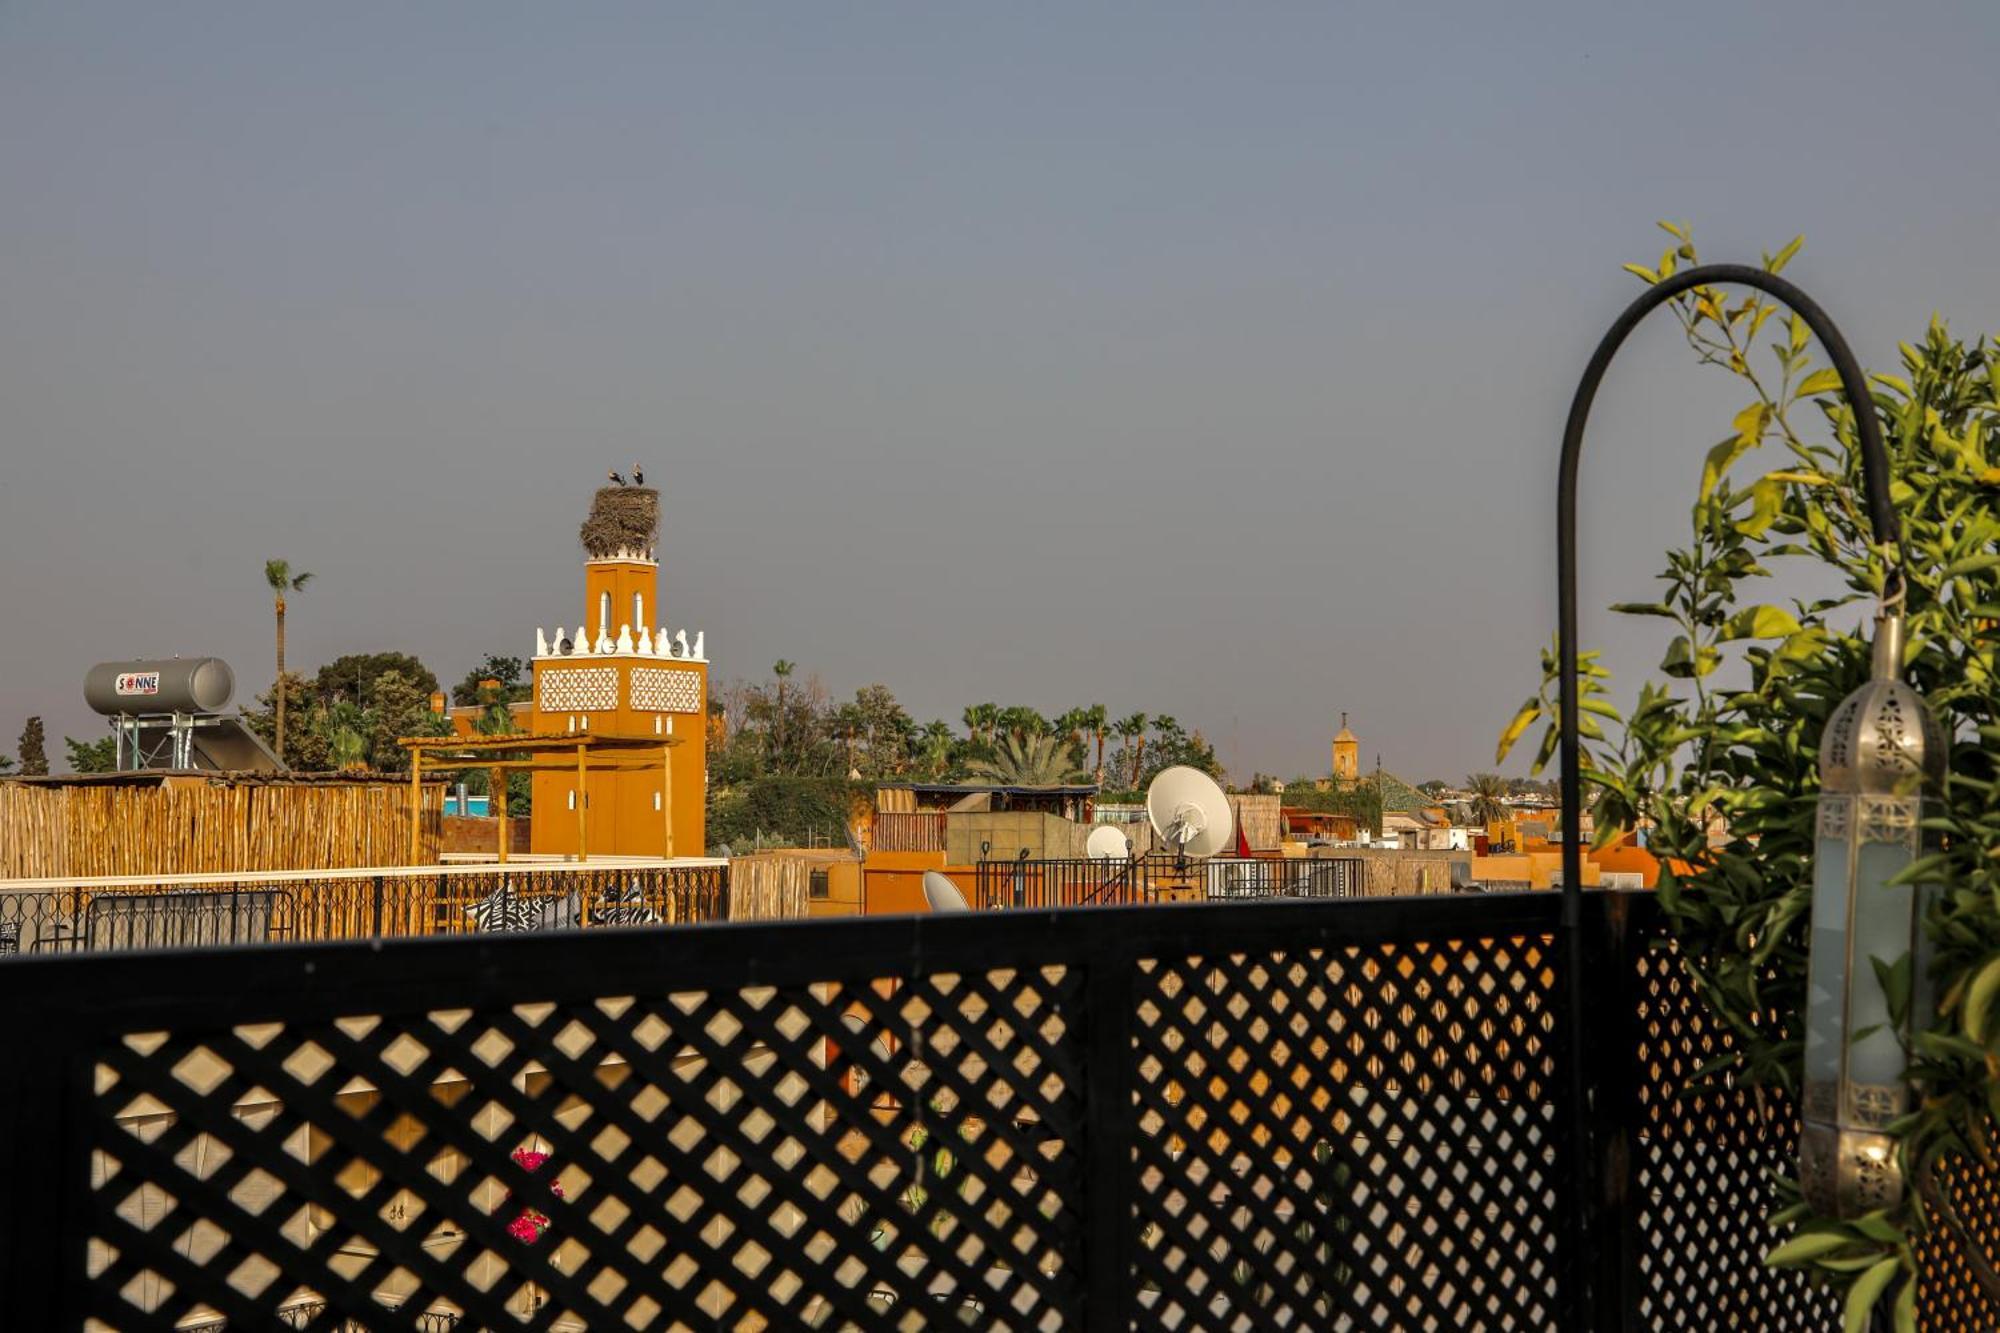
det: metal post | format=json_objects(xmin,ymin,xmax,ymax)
[
  {"xmin": 1556, "ymin": 263, "xmax": 1898, "ymax": 1326},
  {"xmin": 372, "ymin": 873, "xmax": 385, "ymax": 940}
]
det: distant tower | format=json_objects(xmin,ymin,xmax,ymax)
[
  {"xmin": 1332, "ymin": 712, "xmax": 1359, "ymax": 784},
  {"xmin": 528, "ymin": 482, "xmax": 710, "ymax": 858}
]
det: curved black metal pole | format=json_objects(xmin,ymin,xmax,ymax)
[{"xmin": 1556, "ymin": 263, "xmax": 1898, "ymax": 1326}]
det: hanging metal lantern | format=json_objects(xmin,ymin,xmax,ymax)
[{"xmin": 1800, "ymin": 602, "xmax": 1946, "ymax": 1218}]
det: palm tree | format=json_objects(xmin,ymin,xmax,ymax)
[
  {"xmin": 1055, "ymin": 708, "xmax": 1089, "ymax": 751},
  {"xmin": 264, "ymin": 559, "xmax": 314, "ymax": 761},
  {"xmin": 1115, "ymin": 713, "xmax": 1148, "ymax": 789},
  {"xmin": 962, "ymin": 702, "xmax": 997, "ymax": 744},
  {"xmin": 1082, "ymin": 704, "xmax": 1109, "ymax": 782},
  {"xmin": 918, "ymin": 720, "xmax": 955, "ymax": 779},
  {"xmin": 773, "ymin": 660, "xmax": 795, "ymax": 760},
  {"xmin": 963, "ymin": 733, "xmax": 1085, "ymax": 787},
  {"xmin": 1466, "ymin": 773, "xmax": 1510, "ymax": 825},
  {"xmin": 996, "ymin": 706, "xmax": 1048, "ymax": 741}
]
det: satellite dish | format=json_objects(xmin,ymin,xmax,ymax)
[
  {"xmin": 1087, "ymin": 825, "xmax": 1132, "ymax": 860},
  {"xmin": 1146, "ymin": 766, "xmax": 1234, "ymax": 860},
  {"xmin": 922, "ymin": 870, "xmax": 971, "ymax": 913}
]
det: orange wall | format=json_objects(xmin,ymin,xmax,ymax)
[{"xmin": 861, "ymin": 851, "xmax": 962, "ymax": 915}]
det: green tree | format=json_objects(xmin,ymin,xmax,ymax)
[
  {"xmin": 834, "ymin": 684, "xmax": 915, "ymax": 780},
  {"xmin": 1114, "ymin": 713, "xmax": 1148, "ymax": 788},
  {"xmin": 244, "ymin": 672, "xmax": 326, "ymax": 768},
  {"xmin": 263, "ymin": 559, "xmax": 314, "ymax": 761},
  {"xmin": 317, "ymin": 652, "xmax": 440, "ymax": 708},
  {"xmin": 64, "ymin": 736, "xmax": 118, "ymax": 773},
  {"xmin": 17, "ymin": 717, "xmax": 48, "ymax": 776},
  {"xmin": 963, "ymin": 732, "xmax": 1085, "ymax": 787},
  {"xmin": 995, "ymin": 705, "xmax": 1049, "ymax": 741},
  {"xmin": 366, "ymin": 670, "xmax": 445, "ymax": 771},
  {"xmin": 1465, "ymin": 773, "xmax": 1509, "ymax": 824},
  {"xmin": 1081, "ymin": 703, "xmax": 1109, "ymax": 782},
  {"xmin": 1498, "ymin": 225, "xmax": 2000, "ymax": 1317},
  {"xmin": 450, "ymin": 654, "xmax": 529, "ymax": 707},
  {"xmin": 962, "ymin": 703, "xmax": 998, "ymax": 744},
  {"xmin": 915, "ymin": 719, "xmax": 957, "ymax": 780}
]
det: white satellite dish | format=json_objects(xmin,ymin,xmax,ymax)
[
  {"xmin": 1087, "ymin": 825, "xmax": 1132, "ymax": 860},
  {"xmin": 922, "ymin": 870, "xmax": 971, "ymax": 913},
  {"xmin": 1146, "ymin": 766, "xmax": 1235, "ymax": 860}
]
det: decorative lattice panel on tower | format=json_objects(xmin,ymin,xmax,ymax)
[
  {"xmin": 537, "ymin": 666, "xmax": 617, "ymax": 713},
  {"xmin": 629, "ymin": 666, "xmax": 703, "ymax": 715}
]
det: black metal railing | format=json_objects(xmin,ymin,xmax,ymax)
[
  {"xmin": 10, "ymin": 888, "xmax": 1964, "ymax": 1330},
  {"xmin": 0, "ymin": 863, "xmax": 728, "ymax": 956},
  {"xmin": 972, "ymin": 854, "xmax": 1362, "ymax": 909}
]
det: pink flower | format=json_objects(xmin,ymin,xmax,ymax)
[{"xmin": 505, "ymin": 1147, "xmax": 560, "ymax": 1243}]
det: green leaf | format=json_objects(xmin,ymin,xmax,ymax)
[
  {"xmin": 1894, "ymin": 1274, "xmax": 1916, "ymax": 1333},
  {"xmin": 1720, "ymin": 605, "xmax": 1803, "ymax": 642},
  {"xmin": 1661, "ymin": 636, "xmax": 1696, "ymax": 678},
  {"xmin": 1844, "ymin": 1256, "xmax": 1899, "ymax": 1333},
  {"xmin": 1796, "ymin": 368, "xmax": 1844, "ymax": 397},
  {"xmin": 1765, "ymin": 1231, "xmax": 1853, "ymax": 1266},
  {"xmin": 1700, "ymin": 410, "xmax": 1767, "ymax": 502},
  {"xmin": 1767, "ymin": 234, "xmax": 1804, "ymax": 275},
  {"xmin": 1609, "ymin": 601, "xmax": 1677, "ymax": 619},
  {"xmin": 1496, "ymin": 699, "xmax": 1541, "ymax": 765},
  {"xmin": 1963, "ymin": 954, "xmax": 2000, "ymax": 1043},
  {"xmin": 1942, "ymin": 553, "xmax": 2000, "ymax": 580}
]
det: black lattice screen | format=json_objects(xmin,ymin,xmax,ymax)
[
  {"xmin": 83, "ymin": 961, "xmax": 1087, "ymax": 1331},
  {"xmin": 1625, "ymin": 938, "xmax": 1839, "ymax": 1331},
  {"xmin": 12, "ymin": 894, "xmax": 2000, "ymax": 1330},
  {"xmin": 1128, "ymin": 938, "xmax": 1559, "ymax": 1331}
]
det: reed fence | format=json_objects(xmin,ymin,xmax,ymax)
[{"xmin": 0, "ymin": 781, "xmax": 442, "ymax": 878}]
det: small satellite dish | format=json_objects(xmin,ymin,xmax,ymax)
[
  {"xmin": 1146, "ymin": 766, "xmax": 1235, "ymax": 860},
  {"xmin": 922, "ymin": 870, "xmax": 971, "ymax": 913},
  {"xmin": 1087, "ymin": 825, "xmax": 1131, "ymax": 860}
]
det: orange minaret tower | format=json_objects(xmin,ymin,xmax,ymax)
[
  {"xmin": 528, "ymin": 483, "xmax": 709, "ymax": 859},
  {"xmin": 1331, "ymin": 712, "xmax": 1359, "ymax": 785}
]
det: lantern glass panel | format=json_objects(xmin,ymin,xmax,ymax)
[
  {"xmin": 1849, "ymin": 838, "xmax": 1917, "ymax": 1088},
  {"xmin": 1805, "ymin": 830, "xmax": 1850, "ymax": 1087}
]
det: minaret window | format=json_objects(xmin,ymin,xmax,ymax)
[
  {"xmin": 599, "ymin": 591, "xmax": 611, "ymax": 638},
  {"xmin": 633, "ymin": 592, "xmax": 644, "ymax": 634}
]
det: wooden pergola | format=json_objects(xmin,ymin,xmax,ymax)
[{"xmin": 397, "ymin": 732, "xmax": 683, "ymax": 864}]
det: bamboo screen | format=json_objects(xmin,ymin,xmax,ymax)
[{"xmin": 0, "ymin": 782, "xmax": 441, "ymax": 878}]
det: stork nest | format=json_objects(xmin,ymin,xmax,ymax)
[{"xmin": 579, "ymin": 486, "xmax": 659, "ymax": 558}]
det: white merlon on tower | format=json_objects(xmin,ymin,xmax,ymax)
[
  {"xmin": 674, "ymin": 629, "xmax": 689, "ymax": 658},
  {"xmin": 691, "ymin": 630, "xmax": 704, "ymax": 660},
  {"xmin": 615, "ymin": 625, "xmax": 635, "ymax": 655},
  {"xmin": 575, "ymin": 625, "xmax": 591, "ymax": 655},
  {"xmin": 637, "ymin": 627, "xmax": 653, "ymax": 656},
  {"xmin": 535, "ymin": 627, "xmax": 549, "ymax": 657}
]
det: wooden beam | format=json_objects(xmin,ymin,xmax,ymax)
[
  {"xmin": 492, "ymin": 766, "xmax": 508, "ymax": 865},
  {"xmin": 408, "ymin": 750, "xmax": 423, "ymax": 864}
]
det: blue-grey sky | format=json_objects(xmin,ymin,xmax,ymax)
[{"xmin": 4, "ymin": 2, "xmax": 1997, "ymax": 782}]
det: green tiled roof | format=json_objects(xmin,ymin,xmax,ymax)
[{"xmin": 1365, "ymin": 771, "xmax": 1434, "ymax": 814}]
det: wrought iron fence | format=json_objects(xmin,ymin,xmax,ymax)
[
  {"xmin": 0, "ymin": 863, "xmax": 728, "ymax": 956},
  {"xmin": 972, "ymin": 854, "xmax": 1362, "ymax": 909},
  {"xmin": 10, "ymin": 889, "xmax": 1976, "ymax": 1329}
]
